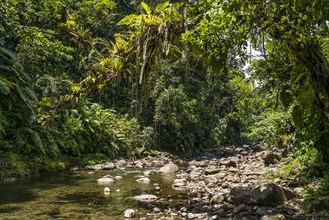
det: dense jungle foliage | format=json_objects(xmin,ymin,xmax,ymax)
[{"xmin": 1, "ymin": 0, "xmax": 329, "ymax": 211}]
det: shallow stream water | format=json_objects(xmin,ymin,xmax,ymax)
[{"xmin": 0, "ymin": 169, "xmax": 189, "ymax": 219}]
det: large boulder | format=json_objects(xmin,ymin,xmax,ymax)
[
  {"xmin": 228, "ymin": 186, "xmax": 254, "ymax": 204},
  {"xmin": 252, "ymin": 184, "xmax": 295, "ymax": 206},
  {"xmin": 228, "ymin": 184, "xmax": 295, "ymax": 206},
  {"xmin": 159, "ymin": 163, "xmax": 178, "ymax": 173}
]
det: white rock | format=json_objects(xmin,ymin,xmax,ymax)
[
  {"xmin": 159, "ymin": 163, "xmax": 179, "ymax": 173},
  {"xmin": 103, "ymin": 187, "xmax": 110, "ymax": 195},
  {"xmin": 97, "ymin": 177, "xmax": 115, "ymax": 185},
  {"xmin": 124, "ymin": 209, "xmax": 135, "ymax": 218},
  {"xmin": 136, "ymin": 177, "xmax": 151, "ymax": 184},
  {"xmin": 188, "ymin": 212, "xmax": 195, "ymax": 219},
  {"xmin": 134, "ymin": 194, "xmax": 158, "ymax": 202}
]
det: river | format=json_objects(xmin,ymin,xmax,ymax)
[{"xmin": 0, "ymin": 169, "xmax": 188, "ymax": 219}]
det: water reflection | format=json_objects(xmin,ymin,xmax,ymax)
[{"xmin": 0, "ymin": 169, "xmax": 190, "ymax": 219}]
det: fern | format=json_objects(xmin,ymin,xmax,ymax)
[
  {"xmin": 25, "ymin": 128, "xmax": 45, "ymax": 154},
  {"xmin": 14, "ymin": 129, "xmax": 26, "ymax": 148}
]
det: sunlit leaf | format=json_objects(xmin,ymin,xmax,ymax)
[
  {"xmin": 155, "ymin": 2, "xmax": 169, "ymax": 13},
  {"xmin": 141, "ymin": 2, "xmax": 152, "ymax": 17}
]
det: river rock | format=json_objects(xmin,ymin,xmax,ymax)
[
  {"xmin": 143, "ymin": 170, "xmax": 151, "ymax": 176},
  {"xmin": 97, "ymin": 176, "xmax": 115, "ymax": 185},
  {"xmin": 136, "ymin": 177, "xmax": 151, "ymax": 184},
  {"xmin": 172, "ymin": 178, "xmax": 186, "ymax": 187},
  {"xmin": 205, "ymin": 165, "xmax": 220, "ymax": 175},
  {"xmin": 228, "ymin": 175, "xmax": 241, "ymax": 183},
  {"xmin": 234, "ymin": 203, "xmax": 247, "ymax": 213},
  {"xmin": 189, "ymin": 167, "xmax": 204, "ymax": 180},
  {"xmin": 85, "ymin": 164, "xmax": 103, "ymax": 170},
  {"xmin": 151, "ymin": 159, "xmax": 164, "ymax": 166},
  {"xmin": 103, "ymin": 162, "xmax": 116, "ymax": 170},
  {"xmin": 187, "ymin": 212, "xmax": 195, "ymax": 219},
  {"xmin": 220, "ymin": 159, "xmax": 237, "ymax": 167},
  {"xmin": 159, "ymin": 163, "xmax": 179, "ymax": 173},
  {"xmin": 228, "ymin": 184, "xmax": 295, "ymax": 206},
  {"xmin": 134, "ymin": 162, "xmax": 144, "ymax": 169},
  {"xmin": 210, "ymin": 193, "xmax": 224, "ymax": 204},
  {"xmin": 252, "ymin": 184, "xmax": 295, "ymax": 206},
  {"xmin": 213, "ymin": 207, "xmax": 225, "ymax": 217},
  {"xmin": 103, "ymin": 187, "xmax": 110, "ymax": 195},
  {"xmin": 256, "ymin": 207, "xmax": 271, "ymax": 215},
  {"xmin": 134, "ymin": 194, "xmax": 158, "ymax": 202},
  {"xmin": 205, "ymin": 175, "xmax": 218, "ymax": 184},
  {"xmin": 124, "ymin": 209, "xmax": 135, "ymax": 218},
  {"xmin": 260, "ymin": 214, "xmax": 286, "ymax": 220},
  {"xmin": 228, "ymin": 167, "xmax": 239, "ymax": 173},
  {"xmin": 262, "ymin": 151, "xmax": 280, "ymax": 165},
  {"xmin": 153, "ymin": 207, "xmax": 161, "ymax": 213},
  {"xmin": 116, "ymin": 159, "xmax": 126, "ymax": 167}
]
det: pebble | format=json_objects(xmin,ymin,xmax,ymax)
[
  {"xmin": 103, "ymin": 187, "xmax": 110, "ymax": 195},
  {"xmin": 153, "ymin": 207, "xmax": 161, "ymax": 213},
  {"xmin": 187, "ymin": 212, "xmax": 195, "ymax": 219}
]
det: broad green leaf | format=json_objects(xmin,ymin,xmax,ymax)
[
  {"xmin": 118, "ymin": 14, "xmax": 137, "ymax": 25},
  {"xmin": 0, "ymin": 46, "xmax": 17, "ymax": 60},
  {"xmin": 155, "ymin": 2, "xmax": 169, "ymax": 13},
  {"xmin": 141, "ymin": 2, "xmax": 152, "ymax": 17},
  {"xmin": 280, "ymin": 89, "xmax": 292, "ymax": 108},
  {"xmin": 297, "ymin": 84, "xmax": 315, "ymax": 110},
  {"xmin": 292, "ymin": 105, "xmax": 304, "ymax": 129}
]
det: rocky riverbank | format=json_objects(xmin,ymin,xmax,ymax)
[{"xmin": 82, "ymin": 145, "xmax": 319, "ymax": 219}]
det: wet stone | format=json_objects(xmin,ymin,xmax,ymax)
[{"xmin": 124, "ymin": 209, "xmax": 135, "ymax": 218}]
